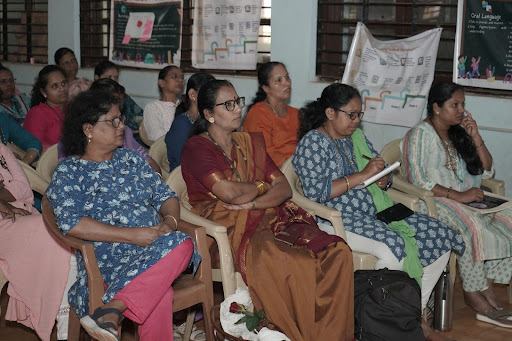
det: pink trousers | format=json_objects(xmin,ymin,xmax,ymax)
[{"xmin": 113, "ymin": 238, "xmax": 194, "ymax": 340}]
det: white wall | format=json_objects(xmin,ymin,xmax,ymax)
[{"xmin": 7, "ymin": 0, "xmax": 512, "ymax": 193}]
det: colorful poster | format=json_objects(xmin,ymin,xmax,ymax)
[
  {"xmin": 109, "ymin": 0, "xmax": 182, "ymax": 69},
  {"xmin": 454, "ymin": 0, "xmax": 512, "ymax": 90},
  {"xmin": 192, "ymin": 0, "xmax": 261, "ymax": 70},
  {"xmin": 342, "ymin": 23, "xmax": 442, "ymax": 127}
]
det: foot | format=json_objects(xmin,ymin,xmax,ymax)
[
  {"xmin": 481, "ymin": 279, "xmax": 502, "ymax": 311},
  {"xmin": 421, "ymin": 321, "xmax": 455, "ymax": 341},
  {"xmin": 463, "ymin": 290, "xmax": 494, "ymax": 316}
]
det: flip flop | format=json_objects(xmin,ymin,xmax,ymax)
[
  {"xmin": 80, "ymin": 307, "xmax": 122, "ymax": 341},
  {"xmin": 476, "ymin": 309, "xmax": 512, "ymax": 328}
]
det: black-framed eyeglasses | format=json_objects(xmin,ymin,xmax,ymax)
[
  {"xmin": 97, "ymin": 115, "xmax": 126, "ymax": 128},
  {"xmin": 336, "ymin": 109, "xmax": 364, "ymax": 120},
  {"xmin": 0, "ymin": 78, "xmax": 16, "ymax": 85},
  {"xmin": 214, "ymin": 97, "xmax": 245, "ymax": 111}
]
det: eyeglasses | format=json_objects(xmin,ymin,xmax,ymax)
[
  {"xmin": 215, "ymin": 97, "xmax": 245, "ymax": 111},
  {"xmin": 336, "ymin": 109, "xmax": 364, "ymax": 120},
  {"xmin": 97, "ymin": 115, "xmax": 126, "ymax": 128},
  {"xmin": 0, "ymin": 78, "xmax": 15, "ymax": 85}
]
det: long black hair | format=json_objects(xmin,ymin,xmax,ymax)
[
  {"xmin": 298, "ymin": 83, "xmax": 361, "ymax": 139},
  {"xmin": 175, "ymin": 72, "xmax": 215, "ymax": 115},
  {"xmin": 30, "ymin": 65, "xmax": 67, "ymax": 106},
  {"xmin": 247, "ymin": 61, "xmax": 285, "ymax": 111},
  {"xmin": 427, "ymin": 81, "xmax": 483, "ymax": 175},
  {"xmin": 191, "ymin": 80, "xmax": 233, "ymax": 136}
]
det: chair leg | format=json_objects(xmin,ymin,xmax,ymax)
[
  {"xmin": 68, "ymin": 307, "xmax": 81, "ymax": 341},
  {"xmin": 508, "ymin": 279, "xmax": 512, "ymax": 304},
  {"xmin": 202, "ymin": 302, "xmax": 215, "ymax": 341},
  {"xmin": 183, "ymin": 307, "xmax": 196, "ymax": 341}
]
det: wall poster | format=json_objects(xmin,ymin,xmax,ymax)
[
  {"xmin": 454, "ymin": 0, "xmax": 512, "ymax": 90},
  {"xmin": 109, "ymin": 0, "xmax": 183, "ymax": 69},
  {"xmin": 342, "ymin": 23, "xmax": 442, "ymax": 127}
]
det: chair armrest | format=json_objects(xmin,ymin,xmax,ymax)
[
  {"xmin": 19, "ymin": 161, "xmax": 49, "ymax": 195},
  {"xmin": 387, "ymin": 188, "xmax": 420, "ymax": 212},
  {"xmin": 291, "ymin": 192, "xmax": 347, "ymax": 239},
  {"xmin": 391, "ymin": 177, "xmax": 439, "ymax": 218},
  {"xmin": 77, "ymin": 242, "xmax": 106, "ymax": 312},
  {"xmin": 177, "ymin": 221, "xmax": 213, "ymax": 286},
  {"xmin": 481, "ymin": 178, "xmax": 505, "ymax": 196}
]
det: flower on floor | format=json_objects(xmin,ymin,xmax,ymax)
[{"xmin": 229, "ymin": 302, "xmax": 265, "ymax": 332}]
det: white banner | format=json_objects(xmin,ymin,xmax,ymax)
[
  {"xmin": 109, "ymin": 0, "xmax": 183, "ymax": 69},
  {"xmin": 342, "ymin": 23, "xmax": 442, "ymax": 127},
  {"xmin": 192, "ymin": 0, "xmax": 261, "ymax": 70}
]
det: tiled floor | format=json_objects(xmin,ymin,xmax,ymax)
[{"xmin": 1, "ymin": 280, "xmax": 512, "ymax": 340}]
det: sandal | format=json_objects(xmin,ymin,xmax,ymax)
[
  {"xmin": 80, "ymin": 307, "xmax": 122, "ymax": 341},
  {"xmin": 476, "ymin": 309, "xmax": 512, "ymax": 328},
  {"xmin": 190, "ymin": 327, "xmax": 207, "ymax": 341}
]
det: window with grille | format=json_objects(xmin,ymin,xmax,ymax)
[
  {"xmin": 80, "ymin": 0, "xmax": 271, "ymax": 74},
  {"xmin": 316, "ymin": 0, "xmax": 458, "ymax": 81},
  {"xmin": 0, "ymin": 0, "xmax": 48, "ymax": 64}
]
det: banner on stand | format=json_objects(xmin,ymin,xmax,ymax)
[
  {"xmin": 192, "ymin": 0, "xmax": 261, "ymax": 70},
  {"xmin": 109, "ymin": 0, "xmax": 183, "ymax": 69},
  {"xmin": 454, "ymin": 0, "xmax": 512, "ymax": 90},
  {"xmin": 342, "ymin": 23, "xmax": 442, "ymax": 127}
]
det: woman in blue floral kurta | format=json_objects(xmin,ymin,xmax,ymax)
[
  {"xmin": 292, "ymin": 84, "xmax": 465, "ymax": 320},
  {"xmin": 46, "ymin": 90, "xmax": 200, "ymax": 341}
]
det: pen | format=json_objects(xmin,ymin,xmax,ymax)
[{"xmin": 362, "ymin": 154, "xmax": 372, "ymax": 160}]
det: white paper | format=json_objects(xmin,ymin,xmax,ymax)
[{"xmin": 354, "ymin": 161, "xmax": 400, "ymax": 189}]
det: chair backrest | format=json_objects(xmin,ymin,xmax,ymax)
[
  {"xmin": 7, "ymin": 142, "xmax": 27, "ymax": 160},
  {"xmin": 380, "ymin": 139, "xmax": 401, "ymax": 168},
  {"xmin": 36, "ymin": 144, "xmax": 59, "ymax": 182},
  {"xmin": 18, "ymin": 160, "xmax": 49, "ymax": 195},
  {"xmin": 148, "ymin": 135, "xmax": 170, "ymax": 179},
  {"xmin": 138, "ymin": 121, "xmax": 154, "ymax": 147}
]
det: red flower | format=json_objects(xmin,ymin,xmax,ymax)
[{"xmin": 229, "ymin": 302, "xmax": 245, "ymax": 314}]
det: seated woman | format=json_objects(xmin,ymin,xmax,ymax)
[
  {"xmin": 0, "ymin": 112, "xmax": 41, "ymax": 165},
  {"xmin": 94, "ymin": 60, "xmax": 144, "ymax": 131},
  {"xmin": 401, "ymin": 81, "xmax": 512, "ymax": 327},
  {"xmin": 143, "ymin": 65, "xmax": 184, "ymax": 142},
  {"xmin": 0, "ymin": 142, "xmax": 73, "ymax": 341},
  {"xmin": 291, "ymin": 83, "xmax": 465, "ymax": 340},
  {"xmin": 56, "ymin": 78, "xmax": 162, "ymax": 175},
  {"xmin": 24, "ymin": 65, "xmax": 69, "ymax": 154},
  {"xmin": 46, "ymin": 90, "xmax": 201, "ymax": 341},
  {"xmin": 181, "ymin": 80, "xmax": 354, "ymax": 341},
  {"xmin": 242, "ymin": 62, "xmax": 299, "ymax": 167},
  {"xmin": 0, "ymin": 66, "xmax": 31, "ymax": 123},
  {"xmin": 54, "ymin": 47, "xmax": 92, "ymax": 100},
  {"xmin": 165, "ymin": 72, "xmax": 215, "ymax": 171}
]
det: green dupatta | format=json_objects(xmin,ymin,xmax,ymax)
[{"xmin": 351, "ymin": 128, "xmax": 423, "ymax": 285}]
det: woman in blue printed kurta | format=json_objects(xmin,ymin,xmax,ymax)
[
  {"xmin": 46, "ymin": 90, "xmax": 200, "ymax": 341},
  {"xmin": 292, "ymin": 84, "xmax": 465, "ymax": 320}
]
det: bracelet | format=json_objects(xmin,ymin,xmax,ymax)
[
  {"xmin": 156, "ymin": 172, "xmax": 162, "ymax": 178},
  {"xmin": 446, "ymin": 188, "xmax": 452, "ymax": 198},
  {"xmin": 254, "ymin": 180, "xmax": 268, "ymax": 196},
  {"xmin": 475, "ymin": 141, "xmax": 485, "ymax": 148},
  {"xmin": 163, "ymin": 215, "xmax": 178, "ymax": 230},
  {"xmin": 344, "ymin": 176, "xmax": 350, "ymax": 192}
]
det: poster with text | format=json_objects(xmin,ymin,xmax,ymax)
[
  {"xmin": 192, "ymin": 0, "xmax": 261, "ymax": 70},
  {"xmin": 454, "ymin": 0, "xmax": 512, "ymax": 90},
  {"xmin": 342, "ymin": 23, "xmax": 442, "ymax": 127},
  {"xmin": 109, "ymin": 0, "xmax": 183, "ymax": 69}
]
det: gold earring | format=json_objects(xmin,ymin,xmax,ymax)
[
  {"xmin": 436, "ymin": 111, "xmax": 440, "ymax": 115},
  {"xmin": 88, "ymin": 135, "xmax": 92, "ymax": 143},
  {"xmin": 208, "ymin": 117, "xmax": 215, "ymax": 123}
]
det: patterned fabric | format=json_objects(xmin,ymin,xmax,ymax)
[
  {"xmin": 292, "ymin": 130, "xmax": 464, "ymax": 266},
  {"xmin": 143, "ymin": 99, "xmax": 179, "ymax": 141},
  {"xmin": 0, "ymin": 93, "xmax": 31, "ymax": 123},
  {"xmin": 401, "ymin": 121, "xmax": 512, "ymax": 263},
  {"xmin": 46, "ymin": 148, "xmax": 201, "ymax": 318},
  {"xmin": 123, "ymin": 95, "xmax": 144, "ymax": 131}
]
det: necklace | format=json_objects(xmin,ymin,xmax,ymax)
[
  {"xmin": 427, "ymin": 118, "xmax": 464, "ymax": 183},
  {"xmin": 266, "ymin": 99, "xmax": 286, "ymax": 117},
  {"xmin": 206, "ymin": 131, "xmax": 247, "ymax": 182},
  {"xmin": 322, "ymin": 125, "xmax": 358, "ymax": 173}
]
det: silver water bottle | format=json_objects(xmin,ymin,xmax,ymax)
[{"xmin": 433, "ymin": 268, "xmax": 454, "ymax": 331}]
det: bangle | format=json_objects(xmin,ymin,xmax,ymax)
[
  {"xmin": 475, "ymin": 141, "xmax": 485, "ymax": 148},
  {"xmin": 343, "ymin": 176, "xmax": 350, "ymax": 192},
  {"xmin": 254, "ymin": 180, "xmax": 268, "ymax": 196},
  {"xmin": 163, "ymin": 215, "xmax": 178, "ymax": 230},
  {"xmin": 156, "ymin": 172, "xmax": 162, "ymax": 178},
  {"xmin": 250, "ymin": 201, "xmax": 256, "ymax": 210},
  {"xmin": 446, "ymin": 188, "xmax": 452, "ymax": 198}
]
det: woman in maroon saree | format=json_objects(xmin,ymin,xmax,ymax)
[{"xmin": 181, "ymin": 80, "xmax": 354, "ymax": 341}]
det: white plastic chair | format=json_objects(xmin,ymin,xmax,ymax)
[
  {"xmin": 36, "ymin": 144, "xmax": 59, "ymax": 183},
  {"xmin": 148, "ymin": 135, "xmax": 170, "ymax": 181}
]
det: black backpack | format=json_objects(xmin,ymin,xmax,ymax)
[{"xmin": 354, "ymin": 268, "xmax": 425, "ymax": 341}]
